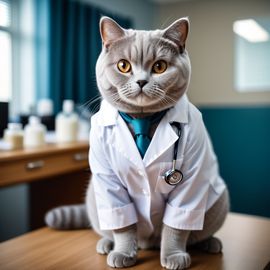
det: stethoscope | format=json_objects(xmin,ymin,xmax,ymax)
[{"xmin": 163, "ymin": 122, "xmax": 184, "ymax": 186}]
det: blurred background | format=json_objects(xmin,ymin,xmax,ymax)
[{"xmin": 0, "ymin": 0, "xmax": 269, "ymax": 242}]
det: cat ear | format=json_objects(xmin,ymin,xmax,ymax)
[
  {"xmin": 163, "ymin": 18, "xmax": 189, "ymax": 53},
  {"xmin": 100, "ymin": 16, "xmax": 126, "ymax": 48}
]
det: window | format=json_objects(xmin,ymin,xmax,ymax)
[
  {"xmin": 233, "ymin": 18, "xmax": 270, "ymax": 92},
  {"xmin": 0, "ymin": 0, "xmax": 36, "ymax": 116},
  {"xmin": 0, "ymin": 0, "xmax": 12, "ymax": 102}
]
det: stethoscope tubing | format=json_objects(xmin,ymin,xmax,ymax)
[
  {"xmin": 163, "ymin": 122, "xmax": 184, "ymax": 186},
  {"xmin": 171, "ymin": 122, "xmax": 181, "ymax": 161}
]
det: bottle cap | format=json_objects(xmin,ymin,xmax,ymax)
[
  {"xmin": 37, "ymin": 99, "xmax": 53, "ymax": 116},
  {"xmin": 29, "ymin": 116, "xmax": 41, "ymax": 125},
  {"xmin": 63, "ymin": 100, "xmax": 74, "ymax": 114},
  {"xmin": 8, "ymin": 123, "xmax": 22, "ymax": 131}
]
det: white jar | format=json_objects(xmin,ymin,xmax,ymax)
[
  {"xmin": 4, "ymin": 123, "xmax": 24, "ymax": 150},
  {"xmin": 24, "ymin": 116, "xmax": 46, "ymax": 148},
  {"xmin": 56, "ymin": 100, "xmax": 79, "ymax": 143}
]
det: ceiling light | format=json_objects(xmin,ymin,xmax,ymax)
[{"xmin": 233, "ymin": 19, "xmax": 269, "ymax": 43}]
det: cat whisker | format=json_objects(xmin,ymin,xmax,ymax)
[
  {"xmin": 108, "ymin": 91, "xmax": 120, "ymax": 98},
  {"xmin": 120, "ymin": 84, "xmax": 137, "ymax": 99},
  {"xmin": 79, "ymin": 95, "xmax": 101, "ymax": 109},
  {"xmin": 165, "ymin": 95, "xmax": 177, "ymax": 103},
  {"xmin": 108, "ymin": 92, "xmax": 122, "ymax": 103},
  {"xmin": 150, "ymin": 91, "xmax": 164, "ymax": 100},
  {"xmin": 155, "ymin": 90, "xmax": 164, "ymax": 98},
  {"xmin": 79, "ymin": 95, "xmax": 103, "ymax": 115},
  {"xmin": 89, "ymin": 104, "xmax": 100, "ymax": 115},
  {"xmin": 161, "ymin": 96, "xmax": 177, "ymax": 107},
  {"xmin": 148, "ymin": 85, "xmax": 166, "ymax": 100},
  {"xmin": 120, "ymin": 88, "xmax": 130, "ymax": 95}
]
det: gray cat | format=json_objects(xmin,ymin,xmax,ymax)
[{"xmin": 46, "ymin": 17, "xmax": 229, "ymax": 270}]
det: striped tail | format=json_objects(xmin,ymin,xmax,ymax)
[{"xmin": 45, "ymin": 204, "xmax": 90, "ymax": 230}]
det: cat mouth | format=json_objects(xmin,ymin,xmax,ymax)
[{"xmin": 120, "ymin": 92, "xmax": 163, "ymax": 107}]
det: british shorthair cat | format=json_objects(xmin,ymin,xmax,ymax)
[{"xmin": 45, "ymin": 17, "xmax": 229, "ymax": 270}]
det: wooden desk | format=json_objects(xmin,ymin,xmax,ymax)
[
  {"xmin": 0, "ymin": 213, "xmax": 269, "ymax": 270},
  {"xmin": 0, "ymin": 141, "xmax": 89, "ymax": 187},
  {"xmin": 0, "ymin": 141, "xmax": 90, "ymax": 231}
]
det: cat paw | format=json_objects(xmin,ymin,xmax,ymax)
[
  {"xmin": 161, "ymin": 252, "xmax": 191, "ymax": 270},
  {"xmin": 96, "ymin": 237, "xmax": 113, "ymax": 255},
  {"xmin": 107, "ymin": 251, "xmax": 137, "ymax": 268},
  {"xmin": 196, "ymin": 236, "xmax": 222, "ymax": 254}
]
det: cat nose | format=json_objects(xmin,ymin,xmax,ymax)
[{"xmin": 136, "ymin": 80, "xmax": 148, "ymax": 88}]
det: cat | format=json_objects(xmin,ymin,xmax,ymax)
[{"xmin": 45, "ymin": 16, "xmax": 229, "ymax": 270}]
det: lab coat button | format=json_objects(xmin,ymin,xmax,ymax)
[{"xmin": 138, "ymin": 170, "xmax": 144, "ymax": 176}]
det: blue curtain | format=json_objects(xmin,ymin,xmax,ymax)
[{"xmin": 35, "ymin": 0, "xmax": 132, "ymax": 113}]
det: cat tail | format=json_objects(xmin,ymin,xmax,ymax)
[{"xmin": 45, "ymin": 204, "xmax": 90, "ymax": 230}]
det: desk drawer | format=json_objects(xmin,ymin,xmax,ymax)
[{"xmin": 0, "ymin": 150, "xmax": 89, "ymax": 186}]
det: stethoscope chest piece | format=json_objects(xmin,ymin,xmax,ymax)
[
  {"xmin": 164, "ymin": 167, "xmax": 183, "ymax": 185},
  {"xmin": 163, "ymin": 122, "xmax": 184, "ymax": 186}
]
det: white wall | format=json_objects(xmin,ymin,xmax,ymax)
[
  {"xmin": 155, "ymin": 0, "xmax": 270, "ymax": 106},
  {"xmin": 80, "ymin": 0, "xmax": 156, "ymax": 29}
]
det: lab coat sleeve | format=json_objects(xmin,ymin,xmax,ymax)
[
  {"xmin": 163, "ymin": 111, "xmax": 219, "ymax": 230},
  {"xmin": 89, "ymin": 118, "xmax": 138, "ymax": 230}
]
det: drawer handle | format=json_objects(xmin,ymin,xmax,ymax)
[
  {"xmin": 26, "ymin": 160, "xmax": 45, "ymax": 170},
  {"xmin": 74, "ymin": 153, "xmax": 88, "ymax": 161}
]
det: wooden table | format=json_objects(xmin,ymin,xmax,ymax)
[{"xmin": 0, "ymin": 213, "xmax": 269, "ymax": 270}]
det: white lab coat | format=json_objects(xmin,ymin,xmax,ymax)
[{"xmin": 89, "ymin": 94, "xmax": 226, "ymax": 240}]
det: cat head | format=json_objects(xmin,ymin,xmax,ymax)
[{"xmin": 96, "ymin": 16, "xmax": 191, "ymax": 114}]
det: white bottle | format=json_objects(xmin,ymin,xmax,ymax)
[
  {"xmin": 4, "ymin": 123, "xmax": 24, "ymax": 150},
  {"xmin": 56, "ymin": 100, "xmax": 78, "ymax": 143},
  {"xmin": 24, "ymin": 116, "xmax": 46, "ymax": 148},
  {"xmin": 37, "ymin": 99, "xmax": 53, "ymax": 116}
]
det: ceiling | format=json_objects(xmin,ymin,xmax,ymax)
[{"xmin": 148, "ymin": 0, "xmax": 193, "ymax": 4}]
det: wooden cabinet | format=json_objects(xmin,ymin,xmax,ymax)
[
  {"xmin": 0, "ymin": 141, "xmax": 90, "ymax": 231},
  {"xmin": 0, "ymin": 141, "xmax": 89, "ymax": 187}
]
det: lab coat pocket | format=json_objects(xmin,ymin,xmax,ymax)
[{"xmin": 155, "ymin": 157, "xmax": 184, "ymax": 194}]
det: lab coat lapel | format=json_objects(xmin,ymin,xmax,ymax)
[
  {"xmin": 143, "ymin": 119, "xmax": 178, "ymax": 167},
  {"xmin": 109, "ymin": 114, "xmax": 145, "ymax": 170},
  {"xmin": 143, "ymin": 94, "xmax": 189, "ymax": 167}
]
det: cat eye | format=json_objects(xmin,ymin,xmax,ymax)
[
  {"xmin": 152, "ymin": 60, "xmax": 167, "ymax": 74},
  {"xmin": 117, "ymin": 59, "xmax": 131, "ymax": 73}
]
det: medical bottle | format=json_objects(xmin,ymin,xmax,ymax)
[
  {"xmin": 4, "ymin": 123, "xmax": 24, "ymax": 150},
  {"xmin": 24, "ymin": 116, "xmax": 46, "ymax": 148},
  {"xmin": 37, "ymin": 99, "xmax": 55, "ymax": 131},
  {"xmin": 55, "ymin": 100, "xmax": 78, "ymax": 143}
]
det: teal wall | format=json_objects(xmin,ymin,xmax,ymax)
[{"xmin": 200, "ymin": 106, "xmax": 270, "ymax": 218}]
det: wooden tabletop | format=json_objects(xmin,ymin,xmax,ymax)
[
  {"xmin": 0, "ymin": 141, "xmax": 89, "ymax": 162},
  {"xmin": 0, "ymin": 213, "xmax": 269, "ymax": 270}
]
